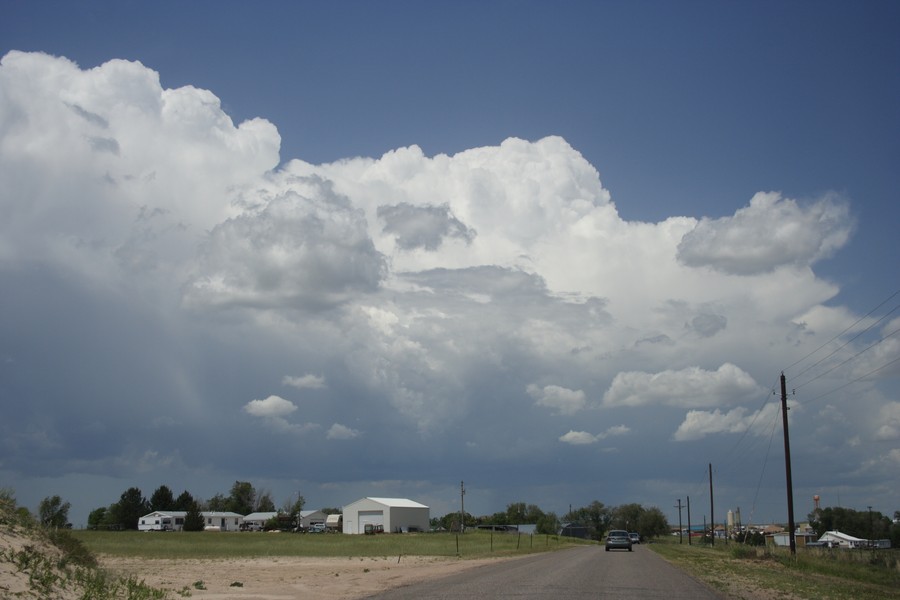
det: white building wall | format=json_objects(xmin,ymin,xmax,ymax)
[
  {"xmin": 342, "ymin": 498, "xmax": 429, "ymax": 534},
  {"xmin": 389, "ymin": 506, "xmax": 429, "ymax": 532}
]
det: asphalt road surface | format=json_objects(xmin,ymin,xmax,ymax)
[{"xmin": 363, "ymin": 544, "xmax": 723, "ymax": 599}]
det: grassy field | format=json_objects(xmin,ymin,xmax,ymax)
[
  {"xmin": 648, "ymin": 537, "xmax": 900, "ymax": 600},
  {"xmin": 72, "ymin": 530, "xmax": 590, "ymax": 560}
]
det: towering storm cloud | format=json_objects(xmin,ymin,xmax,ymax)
[{"xmin": 0, "ymin": 50, "xmax": 894, "ymax": 525}]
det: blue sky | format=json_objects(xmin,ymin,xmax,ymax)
[{"xmin": 1, "ymin": 1, "xmax": 898, "ymax": 529}]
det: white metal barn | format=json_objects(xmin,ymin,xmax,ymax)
[{"xmin": 342, "ymin": 497, "xmax": 429, "ymax": 534}]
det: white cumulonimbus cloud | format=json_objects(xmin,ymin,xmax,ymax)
[
  {"xmin": 243, "ymin": 395, "xmax": 297, "ymax": 417},
  {"xmin": 672, "ymin": 403, "xmax": 780, "ymax": 441},
  {"xmin": 602, "ymin": 364, "xmax": 761, "ymax": 409},
  {"xmin": 559, "ymin": 425, "xmax": 630, "ymax": 445},
  {"xmin": 676, "ymin": 191, "xmax": 855, "ymax": 275},
  {"xmin": 4, "ymin": 50, "xmax": 893, "ymax": 518},
  {"xmin": 327, "ymin": 424, "xmax": 361, "ymax": 440},
  {"xmin": 527, "ymin": 384, "xmax": 587, "ymax": 415}
]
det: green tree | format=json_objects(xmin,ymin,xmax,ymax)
[
  {"xmin": 113, "ymin": 487, "xmax": 149, "ymax": 530},
  {"xmin": 174, "ymin": 490, "xmax": 195, "ymax": 511},
  {"xmin": 205, "ymin": 493, "xmax": 228, "ymax": 511},
  {"xmin": 566, "ymin": 501, "xmax": 611, "ymax": 541},
  {"xmin": 38, "ymin": 495, "xmax": 71, "ymax": 528},
  {"xmin": 282, "ymin": 494, "xmax": 306, "ymax": 519},
  {"xmin": 256, "ymin": 490, "xmax": 276, "ymax": 512},
  {"xmin": 149, "ymin": 485, "xmax": 175, "ymax": 512},
  {"xmin": 611, "ymin": 503, "xmax": 643, "ymax": 531},
  {"xmin": 808, "ymin": 506, "xmax": 890, "ymax": 539},
  {"xmin": 505, "ymin": 502, "xmax": 527, "ymax": 524},
  {"xmin": 183, "ymin": 501, "xmax": 205, "ymax": 531},
  {"xmin": 637, "ymin": 506, "xmax": 669, "ymax": 540},
  {"xmin": 435, "ymin": 511, "xmax": 474, "ymax": 532},
  {"xmin": 227, "ymin": 481, "xmax": 255, "ymax": 515},
  {"xmin": 87, "ymin": 506, "xmax": 107, "ymax": 530},
  {"xmin": 536, "ymin": 511, "xmax": 560, "ymax": 535}
]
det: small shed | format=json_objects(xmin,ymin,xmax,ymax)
[{"xmin": 342, "ymin": 497, "xmax": 429, "ymax": 534}]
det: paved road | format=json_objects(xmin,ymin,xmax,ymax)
[{"xmin": 363, "ymin": 544, "xmax": 723, "ymax": 599}]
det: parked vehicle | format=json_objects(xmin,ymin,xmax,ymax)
[
  {"xmin": 605, "ymin": 530, "xmax": 633, "ymax": 551},
  {"xmin": 308, "ymin": 523, "xmax": 327, "ymax": 533}
]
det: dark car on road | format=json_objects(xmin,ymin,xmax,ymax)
[{"xmin": 605, "ymin": 529, "xmax": 633, "ymax": 551}]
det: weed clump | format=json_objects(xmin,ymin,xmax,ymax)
[{"xmin": 1, "ymin": 486, "xmax": 168, "ymax": 599}]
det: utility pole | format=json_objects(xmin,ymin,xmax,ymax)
[
  {"xmin": 687, "ymin": 496, "xmax": 692, "ymax": 546},
  {"xmin": 459, "ymin": 481, "xmax": 466, "ymax": 534},
  {"xmin": 781, "ymin": 372, "xmax": 796, "ymax": 555},
  {"xmin": 709, "ymin": 463, "xmax": 715, "ymax": 546},
  {"xmin": 675, "ymin": 499, "xmax": 683, "ymax": 544}
]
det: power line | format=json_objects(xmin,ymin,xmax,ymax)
[
  {"xmin": 793, "ymin": 325, "xmax": 900, "ymax": 391},
  {"xmin": 791, "ymin": 302, "xmax": 900, "ymax": 383},
  {"xmin": 744, "ymin": 409, "xmax": 781, "ymax": 531},
  {"xmin": 803, "ymin": 355, "xmax": 900, "ymax": 406},
  {"xmin": 783, "ymin": 287, "xmax": 900, "ymax": 375}
]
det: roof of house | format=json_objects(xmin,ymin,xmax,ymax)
[
  {"xmin": 140, "ymin": 510, "xmax": 245, "ymax": 519},
  {"xmin": 369, "ymin": 497, "xmax": 429, "ymax": 508},
  {"xmin": 348, "ymin": 497, "xmax": 429, "ymax": 509},
  {"xmin": 820, "ymin": 530, "xmax": 865, "ymax": 542},
  {"xmin": 141, "ymin": 510, "xmax": 188, "ymax": 518},
  {"xmin": 243, "ymin": 512, "xmax": 278, "ymax": 521}
]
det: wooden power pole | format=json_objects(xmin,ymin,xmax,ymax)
[{"xmin": 780, "ymin": 372, "xmax": 796, "ymax": 555}]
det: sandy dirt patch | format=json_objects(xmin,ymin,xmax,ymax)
[{"xmin": 100, "ymin": 554, "xmax": 517, "ymax": 599}]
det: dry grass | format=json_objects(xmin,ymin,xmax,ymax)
[{"xmin": 649, "ymin": 538, "xmax": 900, "ymax": 600}]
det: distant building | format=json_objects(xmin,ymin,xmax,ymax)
[
  {"xmin": 242, "ymin": 511, "xmax": 278, "ymax": 531},
  {"xmin": 817, "ymin": 530, "xmax": 891, "ymax": 549},
  {"xmin": 342, "ymin": 497, "xmax": 429, "ymax": 534},
  {"xmin": 138, "ymin": 510, "xmax": 244, "ymax": 532},
  {"xmin": 559, "ymin": 522, "xmax": 589, "ymax": 539}
]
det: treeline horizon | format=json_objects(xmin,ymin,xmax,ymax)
[{"xmin": 84, "ymin": 481, "xmax": 672, "ymax": 540}]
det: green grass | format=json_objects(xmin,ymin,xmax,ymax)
[
  {"xmin": 72, "ymin": 530, "xmax": 591, "ymax": 560},
  {"xmin": 649, "ymin": 537, "xmax": 900, "ymax": 600}
]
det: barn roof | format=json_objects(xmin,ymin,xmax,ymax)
[{"xmin": 355, "ymin": 497, "xmax": 429, "ymax": 509}]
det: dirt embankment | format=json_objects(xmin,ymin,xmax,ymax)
[{"xmin": 101, "ymin": 554, "xmax": 515, "ymax": 599}]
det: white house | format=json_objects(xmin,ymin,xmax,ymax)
[
  {"xmin": 299, "ymin": 509, "xmax": 327, "ymax": 529},
  {"xmin": 203, "ymin": 511, "xmax": 244, "ymax": 531},
  {"xmin": 138, "ymin": 510, "xmax": 244, "ymax": 531},
  {"xmin": 342, "ymin": 497, "xmax": 429, "ymax": 534},
  {"xmin": 138, "ymin": 511, "xmax": 187, "ymax": 531},
  {"xmin": 818, "ymin": 530, "xmax": 866, "ymax": 549},
  {"xmin": 242, "ymin": 511, "xmax": 278, "ymax": 531}
]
